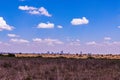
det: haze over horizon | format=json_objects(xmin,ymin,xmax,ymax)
[{"xmin": 0, "ymin": 0, "xmax": 120, "ymax": 54}]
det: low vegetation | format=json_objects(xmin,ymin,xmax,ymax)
[{"xmin": 0, "ymin": 56, "xmax": 120, "ymax": 80}]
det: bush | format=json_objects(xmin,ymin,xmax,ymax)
[
  {"xmin": 37, "ymin": 55, "xmax": 43, "ymax": 58},
  {"xmin": 58, "ymin": 56, "xmax": 66, "ymax": 59},
  {"xmin": 0, "ymin": 54, "xmax": 3, "ymax": 56},
  {"xmin": 8, "ymin": 53, "xmax": 15, "ymax": 57},
  {"xmin": 87, "ymin": 56, "xmax": 95, "ymax": 59}
]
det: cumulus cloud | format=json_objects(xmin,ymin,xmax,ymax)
[
  {"xmin": 33, "ymin": 38, "xmax": 42, "ymax": 42},
  {"xmin": 10, "ymin": 39, "xmax": 29, "ymax": 43},
  {"xmin": 38, "ymin": 7, "xmax": 51, "ymax": 17},
  {"xmin": 86, "ymin": 41, "xmax": 97, "ymax": 45},
  {"xmin": 57, "ymin": 25, "xmax": 63, "ymax": 28},
  {"xmin": 104, "ymin": 37, "xmax": 111, "ymax": 41},
  {"xmin": 33, "ymin": 38, "xmax": 63, "ymax": 45},
  {"xmin": 37, "ymin": 22, "xmax": 54, "ymax": 28},
  {"xmin": 0, "ymin": 17, "xmax": 14, "ymax": 31},
  {"xmin": 71, "ymin": 17, "xmax": 89, "ymax": 25},
  {"xmin": 18, "ymin": 5, "xmax": 52, "ymax": 17},
  {"xmin": 18, "ymin": 5, "xmax": 36, "ymax": 10},
  {"xmin": 7, "ymin": 34, "xmax": 19, "ymax": 38}
]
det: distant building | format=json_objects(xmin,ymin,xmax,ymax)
[{"xmin": 60, "ymin": 51, "xmax": 64, "ymax": 54}]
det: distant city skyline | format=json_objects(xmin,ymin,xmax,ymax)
[{"xmin": 0, "ymin": 0, "xmax": 120, "ymax": 54}]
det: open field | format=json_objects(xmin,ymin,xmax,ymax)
[
  {"xmin": 14, "ymin": 53, "xmax": 120, "ymax": 59},
  {"xmin": 1, "ymin": 52, "xmax": 120, "ymax": 59},
  {"xmin": 0, "ymin": 56, "xmax": 120, "ymax": 80}
]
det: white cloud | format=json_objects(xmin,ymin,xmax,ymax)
[
  {"xmin": 57, "ymin": 25, "xmax": 63, "ymax": 28},
  {"xmin": 29, "ymin": 10, "xmax": 40, "ymax": 15},
  {"xmin": 37, "ymin": 22, "xmax": 54, "ymax": 28},
  {"xmin": 112, "ymin": 41, "xmax": 120, "ymax": 45},
  {"xmin": 10, "ymin": 39, "xmax": 29, "ymax": 43},
  {"xmin": 18, "ymin": 5, "xmax": 36, "ymax": 10},
  {"xmin": 33, "ymin": 38, "xmax": 63, "ymax": 45},
  {"xmin": 33, "ymin": 38, "xmax": 42, "ymax": 42},
  {"xmin": 0, "ymin": 41, "xmax": 2, "ymax": 44},
  {"xmin": 118, "ymin": 26, "xmax": 120, "ymax": 29},
  {"xmin": 104, "ymin": 37, "xmax": 111, "ymax": 41},
  {"xmin": 44, "ymin": 39, "xmax": 63, "ymax": 45},
  {"xmin": 71, "ymin": 17, "xmax": 89, "ymax": 25},
  {"xmin": 103, "ymin": 41, "xmax": 120, "ymax": 45},
  {"xmin": 7, "ymin": 34, "xmax": 19, "ymax": 38},
  {"xmin": 69, "ymin": 39, "xmax": 80, "ymax": 46},
  {"xmin": 103, "ymin": 41, "xmax": 120, "ymax": 46},
  {"xmin": 0, "ymin": 17, "xmax": 14, "ymax": 31},
  {"xmin": 18, "ymin": 5, "xmax": 51, "ymax": 17},
  {"xmin": 86, "ymin": 41, "xmax": 97, "ymax": 45},
  {"xmin": 38, "ymin": 7, "xmax": 51, "ymax": 17}
]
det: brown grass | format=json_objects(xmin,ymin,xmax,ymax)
[
  {"xmin": 0, "ymin": 57, "xmax": 120, "ymax": 80},
  {"xmin": 13, "ymin": 53, "xmax": 120, "ymax": 59}
]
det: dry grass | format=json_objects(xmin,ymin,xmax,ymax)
[
  {"xmin": 13, "ymin": 53, "xmax": 120, "ymax": 59},
  {"xmin": 0, "ymin": 57, "xmax": 120, "ymax": 80}
]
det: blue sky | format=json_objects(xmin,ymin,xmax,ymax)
[{"xmin": 0, "ymin": 0, "xmax": 120, "ymax": 54}]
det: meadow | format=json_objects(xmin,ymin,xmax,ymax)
[{"xmin": 0, "ymin": 54, "xmax": 120, "ymax": 80}]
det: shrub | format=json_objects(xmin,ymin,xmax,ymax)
[
  {"xmin": 87, "ymin": 56, "xmax": 95, "ymax": 59},
  {"xmin": 0, "ymin": 54, "xmax": 3, "ymax": 56},
  {"xmin": 58, "ymin": 56, "xmax": 66, "ymax": 59},
  {"xmin": 8, "ymin": 53, "xmax": 15, "ymax": 57},
  {"xmin": 37, "ymin": 55, "xmax": 43, "ymax": 58}
]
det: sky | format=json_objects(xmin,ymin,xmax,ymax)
[{"xmin": 0, "ymin": 0, "xmax": 120, "ymax": 54}]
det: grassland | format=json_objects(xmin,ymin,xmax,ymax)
[
  {"xmin": 14, "ymin": 53, "xmax": 120, "ymax": 59},
  {"xmin": 0, "ymin": 53, "xmax": 120, "ymax": 80}
]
